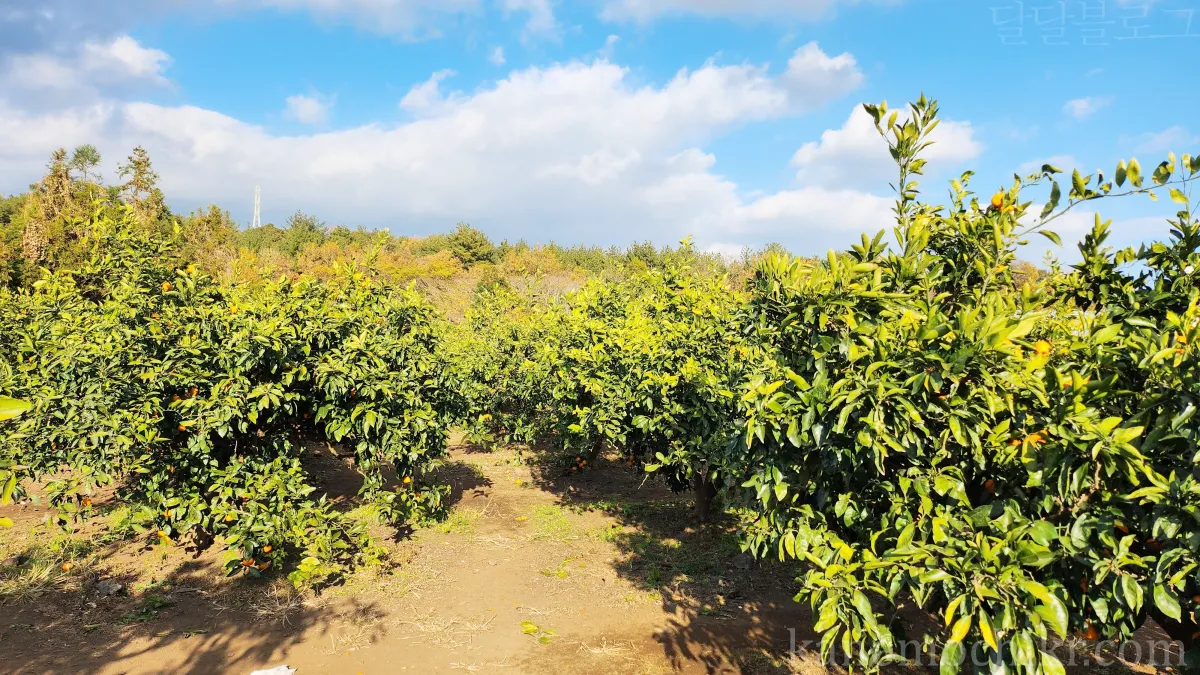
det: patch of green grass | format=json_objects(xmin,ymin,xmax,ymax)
[
  {"xmin": 527, "ymin": 504, "xmax": 575, "ymax": 542},
  {"xmin": 431, "ymin": 506, "xmax": 482, "ymax": 535},
  {"xmin": 0, "ymin": 528, "xmax": 99, "ymax": 603},
  {"xmin": 616, "ymin": 529, "xmax": 742, "ymax": 588},
  {"xmin": 538, "ymin": 557, "xmax": 573, "ymax": 579}
]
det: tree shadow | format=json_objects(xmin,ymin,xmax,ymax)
[
  {"xmin": 517, "ymin": 446, "xmax": 808, "ymax": 672},
  {"xmin": 520, "ymin": 448, "xmax": 1166, "ymax": 675},
  {"xmin": 2, "ymin": 543, "xmax": 388, "ymax": 675},
  {"xmin": 426, "ymin": 458, "xmax": 494, "ymax": 507},
  {"xmin": 302, "ymin": 440, "xmax": 491, "ymax": 512}
]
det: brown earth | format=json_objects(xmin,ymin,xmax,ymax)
[{"xmin": 0, "ymin": 441, "xmax": 1175, "ymax": 675}]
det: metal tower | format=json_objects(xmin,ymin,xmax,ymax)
[{"xmin": 251, "ymin": 185, "xmax": 262, "ymax": 229}]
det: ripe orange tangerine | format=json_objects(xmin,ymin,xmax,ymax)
[
  {"xmin": 1034, "ymin": 340, "xmax": 1052, "ymax": 357},
  {"xmin": 61, "ymin": 562, "xmax": 74, "ymax": 572},
  {"xmin": 991, "ymin": 193, "xmax": 1004, "ymax": 208},
  {"xmin": 161, "ymin": 281, "xmax": 172, "ymax": 292}
]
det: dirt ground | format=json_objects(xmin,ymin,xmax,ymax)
[
  {"xmin": 1, "ymin": 441, "xmax": 823, "ymax": 675},
  {"xmin": 0, "ymin": 441, "xmax": 1176, "ymax": 675}
]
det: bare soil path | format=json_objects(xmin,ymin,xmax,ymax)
[{"xmin": 1, "ymin": 442, "xmax": 816, "ymax": 675}]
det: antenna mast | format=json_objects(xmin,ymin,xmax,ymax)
[{"xmin": 252, "ymin": 185, "xmax": 262, "ymax": 229}]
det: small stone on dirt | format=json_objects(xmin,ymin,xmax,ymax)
[{"xmin": 95, "ymin": 580, "xmax": 123, "ymax": 596}]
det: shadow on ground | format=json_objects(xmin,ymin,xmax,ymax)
[
  {"xmin": 514, "ymin": 444, "xmax": 813, "ymax": 673},
  {"xmin": 516, "ymin": 444, "xmax": 1166, "ymax": 675},
  {"xmin": 2, "ymin": 541, "xmax": 386, "ymax": 675}
]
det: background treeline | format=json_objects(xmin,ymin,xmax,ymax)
[{"xmin": 0, "ymin": 144, "xmax": 774, "ymax": 313}]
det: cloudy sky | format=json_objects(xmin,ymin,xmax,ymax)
[{"xmin": 1, "ymin": 0, "xmax": 1197, "ymax": 258}]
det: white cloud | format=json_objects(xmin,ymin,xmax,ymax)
[
  {"xmin": 1122, "ymin": 125, "xmax": 1198, "ymax": 155},
  {"xmin": 791, "ymin": 105, "xmax": 982, "ymax": 189},
  {"xmin": 0, "ymin": 43, "xmax": 884, "ymax": 254},
  {"xmin": 4, "ymin": 35, "xmax": 170, "ymax": 92},
  {"xmin": 488, "ymin": 46, "xmax": 506, "ymax": 66},
  {"xmin": 1063, "ymin": 96, "xmax": 1112, "ymax": 120},
  {"xmin": 82, "ymin": 35, "xmax": 172, "ymax": 83},
  {"xmin": 398, "ymin": 69, "xmax": 459, "ymax": 115},
  {"xmin": 284, "ymin": 93, "xmax": 334, "ymax": 125},
  {"xmin": 780, "ymin": 42, "xmax": 863, "ymax": 109},
  {"xmin": 598, "ymin": 34, "xmax": 621, "ymax": 60},
  {"xmin": 501, "ymin": 0, "xmax": 557, "ymax": 38},
  {"xmin": 600, "ymin": 0, "xmax": 871, "ymax": 22}
]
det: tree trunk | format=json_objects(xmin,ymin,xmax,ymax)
[{"xmin": 694, "ymin": 474, "xmax": 716, "ymax": 523}]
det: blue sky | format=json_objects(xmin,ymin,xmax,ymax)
[{"xmin": 1, "ymin": 0, "xmax": 1197, "ymax": 259}]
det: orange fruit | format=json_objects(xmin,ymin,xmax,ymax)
[
  {"xmin": 984, "ymin": 479, "xmax": 996, "ymax": 495},
  {"xmin": 262, "ymin": 545, "xmax": 272, "ymax": 554},
  {"xmin": 1033, "ymin": 340, "xmax": 1051, "ymax": 357},
  {"xmin": 82, "ymin": 498, "xmax": 92, "ymax": 507},
  {"xmin": 186, "ymin": 264, "xmax": 196, "ymax": 274},
  {"xmin": 241, "ymin": 558, "xmax": 255, "ymax": 567},
  {"xmin": 224, "ymin": 513, "xmax": 235, "ymax": 522},
  {"xmin": 991, "ymin": 193, "xmax": 1004, "ymax": 209},
  {"xmin": 1115, "ymin": 523, "xmax": 1129, "ymax": 534},
  {"xmin": 177, "ymin": 424, "xmax": 187, "ymax": 432},
  {"xmin": 1008, "ymin": 439, "xmax": 1020, "ymax": 447},
  {"xmin": 1080, "ymin": 579, "xmax": 1088, "ymax": 592},
  {"xmin": 403, "ymin": 476, "xmax": 412, "ymax": 485},
  {"xmin": 61, "ymin": 562, "xmax": 73, "ymax": 572},
  {"xmin": 257, "ymin": 562, "xmax": 270, "ymax": 571},
  {"xmin": 161, "ymin": 281, "xmax": 172, "ymax": 292},
  {"xmin": 171, "ymin": 394, "xmax": 181, "ymax": 402},
  {"xmin": 156, "ymin": 530, "xmax": 167, "ymax": 538},
  {"xmin": 1177, "ymin": 334, "xmax": 1188, "ymax": 345},
  {"xmin": 581, "ymin": 460, "xmax": 587, "ymax": 466}
]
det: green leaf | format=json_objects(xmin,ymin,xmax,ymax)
[
  {"xmin": 1120, "ymin": 575, "xmax": 1144, "ymax": 613},
  {"xmin": 950, "ymin": 614, "xmax": 972, "ymax": 642},
  {"xmin": 0, "ymin": 474, "xmax": 14, "ymax": 506},
  {"xmin": 1153, "ymin": 584, "xmax": 1180, "ymax": 621},
  {"xmin": 945, "ymin": 594, "xmax": 966, "ymax": 627},
  {"xmin": 0, "ymin": 397, "xmax": 32, "ymax": 422},
  {"xmin": 1040, "ymin": 651, "xmax": 1066, "ymax": 675},
  {"xmin": 979, "ymin": 609, "xmax": 998, "ymax": 651},
  {"xmin": 520, "ymin": 621, "xmax": 540, "ymax": 635},
  {"xmin": 1169, "ymin": 188, "xmax": 1188, "ymax": 204},
  {"xmin": 941, "ymin": 640, "xmax": 965, "ymax": 675},
  {"xmin": 1039, "ymin": 230, "xmax": 1062, "ymax": 246}
]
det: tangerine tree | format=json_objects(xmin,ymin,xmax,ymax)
[
  {"xmin": 734, "ymin": 96, "xmax": 1200, "ymax": 672},
  {"xmin": 0, "ymin": 209, "xmax": 456, "ymax": 586}
]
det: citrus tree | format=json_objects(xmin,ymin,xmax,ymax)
[
  {"xmin": 0, "ymin": 209, "xmax": 455, "ymax": 586},
  {"xmin": 444, "ymin": 283, "xmax": 557, "ymax": 449},
  {"xmin": 734, "ymin": 96, "xmax": 1200, "ymax": 672},
  {"xmin": 533, "ymin": 242, "xmax": 751, "ymax": 518}
]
